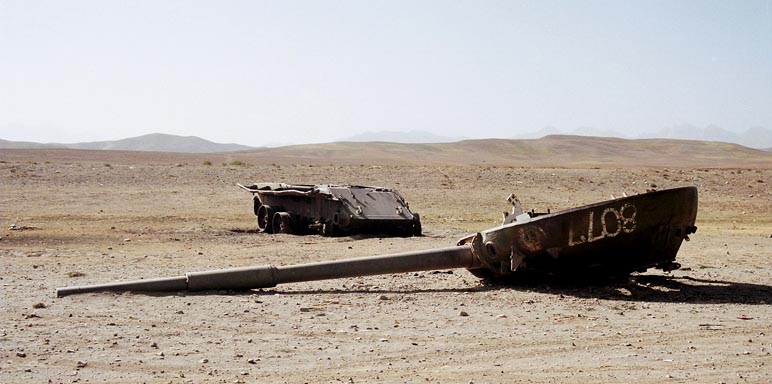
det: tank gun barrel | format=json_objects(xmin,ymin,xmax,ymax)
[{"xmin": 56, "ymin": 245, "xmax": 476, "ymax": 297}]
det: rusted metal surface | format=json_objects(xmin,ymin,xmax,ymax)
[
  {"xmin": 461, "ymin": 186, "xmax": 698, "ymax": 279},
  {"xmin": 56, "ymin": 187, "xmax": 698, "ymax": 297},
  {"xmin": 238, "ymin": 183, "xmax": 422, "ymax": 237}
]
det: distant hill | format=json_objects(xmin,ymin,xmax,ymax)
[
  {"xmin": 340, "ymin": 130, "xmax": 465, "ymax": 143},
  {"xmin": 0, "ymin": 133, "xmax": 253, "ymax": 153},
  {"xmin": 232, "ymin": 135, "xmax": 772, "ymax": 168},
  {"xmin": 3, "ymin": 135, "xmax": 771, "ymax": 168},
  {"xmin": 0, "ymin": 139, "xmax": 53, "ymax": 149},
  {"xmin": 640, "ymin": 125, "xmax": 772, "ymax": 149},
  {"xmin": 515, "ymin": 125, "xmax": 772, "ymax": 149}
]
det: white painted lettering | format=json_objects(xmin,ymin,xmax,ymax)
[{"xmin": 568, "ymin": 203, "xmax": 638, "ymax": 247}]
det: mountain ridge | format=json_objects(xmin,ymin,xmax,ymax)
[
  {"xmin": 3, "ymin": 135, "xmax": 770, "ymax": 168},
  {"xmin": 234, "ymin": 134, "xmax": 772, "ymax": 168},
  {"xmin": 513, "ymin": 125, "xmax": 772, "ymax": 149},
  {"xmin": 342, "ymin": 125, "xmax": 772, "ymax": 148},
  {"xmin": 4, "ymin": 125, "xmax": 771, "ymax": 152},
  {"xmin": 339, "ymin": 130, "xmax": 466, "ymax": 143},
  {"xmin": 0, "ymin": 133, "xmax": 253, "ymax": 153}
]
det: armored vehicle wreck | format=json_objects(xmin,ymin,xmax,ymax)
[
  {"xmin": 56, "ymin": 187, "xmax": 698, "ymax": 297},
  {"xmin": 238, "ymin": 183, "xmax": 422, "ymax": 237}
]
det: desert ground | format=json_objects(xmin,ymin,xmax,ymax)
[{"xmin": 1, "ymin": 146, "xmax": 771, "ymax": 383}]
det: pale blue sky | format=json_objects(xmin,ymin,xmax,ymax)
[{"xmin": 1, "ymin": 1, "xmax": 771, "ymax": 146}]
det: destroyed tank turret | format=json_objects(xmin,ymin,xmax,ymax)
[
  {"xmin": 238, "ymin": 183, "xmax": 422, "ymax": 237},
  {"xmin": 56, "ymin": 187, "xmax": 698, "ymax": 297}
]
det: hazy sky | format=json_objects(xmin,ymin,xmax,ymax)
[{"xmin": 1, "ymin": 1, "xmax": 771, "ymax": 146}]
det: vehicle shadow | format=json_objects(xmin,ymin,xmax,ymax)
[
  {"xmin": 493, "ymin": 274, "xmax": 772, "ymax": 305},
  {"xmin": 137, "ymin": 274, "xmax": 771, "ymax": 305}
]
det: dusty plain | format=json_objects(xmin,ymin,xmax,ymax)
[{"xmin": 1, "ymin": 145, "xmax": 771, "ymax": 383}]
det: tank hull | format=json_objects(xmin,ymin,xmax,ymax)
[{"xmin": 240, "ymin": 183, "xmax": 421, "ymax": 236}]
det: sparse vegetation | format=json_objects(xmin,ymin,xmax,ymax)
[
  {"xmin": 228, "ymin": 160, "xmax": 247, "ymax": 166},
  {"xmin": 203, "ymin": 160, "xmax": 212, "ymax": 166}
]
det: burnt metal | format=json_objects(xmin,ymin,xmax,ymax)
[
  {"xmin": 460, "ymin": 186, "xmax": 698, "ymax": 279},
  {"xmin": 238, "ymin": 183, "xmax": 422, "ymax": 237},
  {"xmin": 56, "ymin": 187, "xmax": 698, "ymax": 297}
]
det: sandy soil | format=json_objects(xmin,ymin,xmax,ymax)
[{"xmin": 1, "ymin": 151, "xmax": 771, "ymax": 383}]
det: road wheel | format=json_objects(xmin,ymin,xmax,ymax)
[
  {"xmin": 257, "ymin": 205, "xmax": 274, "ymax": 233},
  {"xmin": 252, "ymin": 196, "xmax": 262, "ymax": 217},
  {"xmin": 272, "ymin": 212, "xmax": 293, "ymax": 234}
]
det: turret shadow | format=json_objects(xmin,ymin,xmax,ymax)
[
  {"xmin": 234, "ymin": 273, "xmax": 772, "ymax": 306},
  {"xmin": 488, "ymin": 274, "xmax": 772, "ymax": 305}
]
